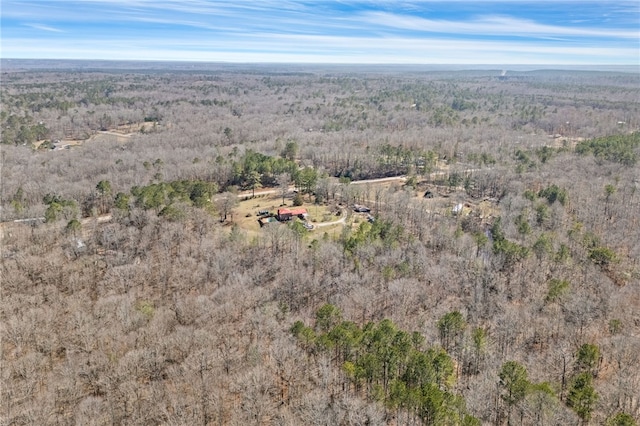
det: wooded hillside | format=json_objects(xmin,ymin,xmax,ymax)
[{"xmin": 1, "ymin": 63, "xmax": 639, "ymax": 425}]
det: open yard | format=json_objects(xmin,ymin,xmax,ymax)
[{"xmin": 230, "ymin": 191, "xmax": 342, "ymax": 238}]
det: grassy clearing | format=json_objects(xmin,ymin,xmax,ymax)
[{"xmin": 231, "ymin": 192, "xmax": 338, "ymax": 236}]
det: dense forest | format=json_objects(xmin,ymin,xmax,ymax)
[{"xmin": 1, "ymin": 61, "xmax": 639, "ymax": 425}]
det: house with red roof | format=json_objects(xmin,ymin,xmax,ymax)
[{"xmin": 277, "ymin": 208, "xmax": 307, "ymax": 221}]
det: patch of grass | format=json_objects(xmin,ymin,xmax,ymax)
[{"xmin": 136, "ymin": 301, "xmax": 155, "ymax": 319}]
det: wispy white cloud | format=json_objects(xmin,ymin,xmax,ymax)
[
  {"xmin": 359, "ymin": 12, "xmax": 639, "ymax": 39},
  {"xmin": 130, "ymin": 17, "xmax": 231, "ymax": 32},
  {"xmin": 24, "ymin": 23, "xmax": 65, "ymax": 33}
]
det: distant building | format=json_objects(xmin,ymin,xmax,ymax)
[
  {"xmin": 277, "ymin": 208, "xmax": 307, "ymax": 221},
  {"xmin": 353, "ymin": 205, "xmax": 371, "ymax": 213}
]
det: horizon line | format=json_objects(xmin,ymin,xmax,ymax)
[{"xmin": 3, "ymin": 58, "xmax": 638, "ymax": 70}]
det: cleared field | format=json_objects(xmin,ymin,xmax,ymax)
[
  {"xmin": 31, "ymin": 121, "xmax": 154, "ymax": 150},
  {"xmin": 230, "ymin": 192, "xmax": 341, "ymax": 238}
]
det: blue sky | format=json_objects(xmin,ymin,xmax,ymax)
[{"xmin": 2, "ymin": 1, "xmax": 639, "ymax": 65}]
